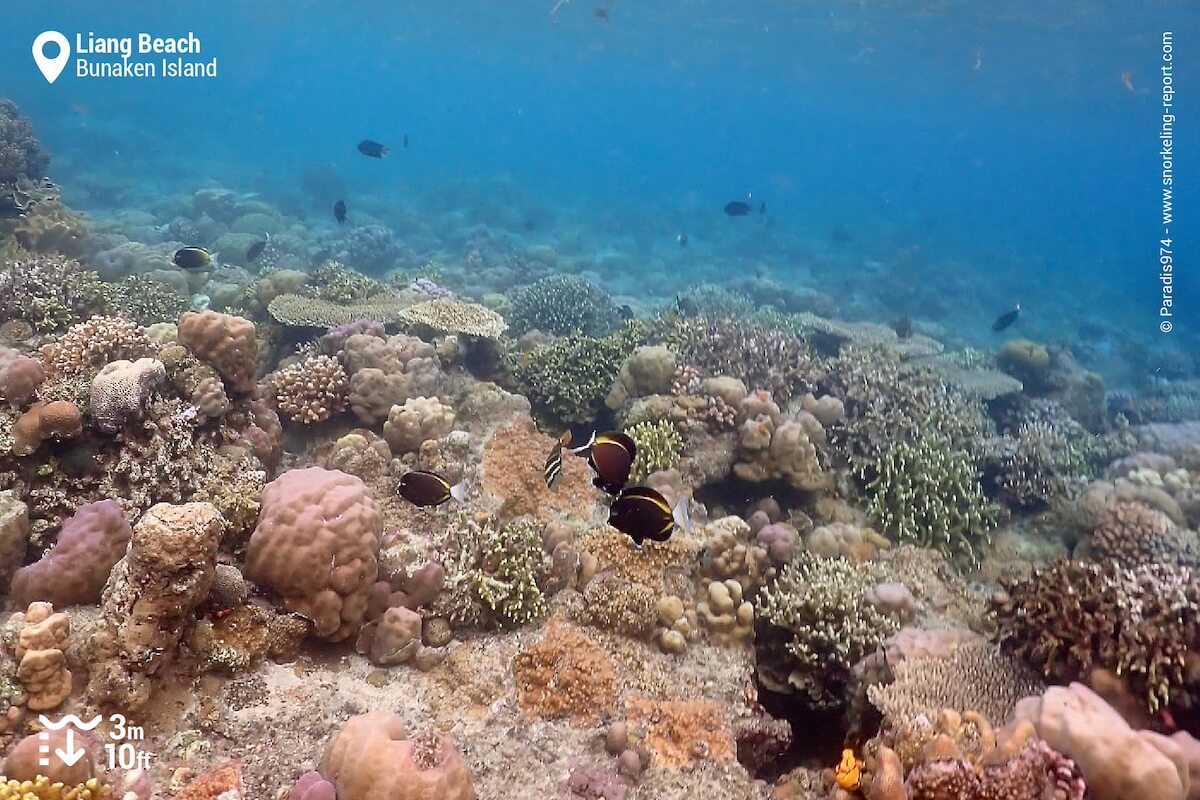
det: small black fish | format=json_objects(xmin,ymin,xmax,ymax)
[
  {"xmin": 608, "ymin": 486, "xmax": 691, "ymax": 547},
  {"xmin": 403, "ymin": 133, "xmax": 409, "ymax": 149},
  {"xmin": 245, "ymin": 239, "xmax": 268, "ymax": 263},
  {"xmin": 397, "ymin": 470, "xmax": 466, "ymax": 508},
  {"xmin": 759, "ymin": 201, "xmax": 767, "ymax": 214},
  {"xmin": 677, "ymin": 231, "xmax": 688, "ymax": 247},
  {"xmin": 891, "ymin": 316, "xmax": 913, "ymax": 339},
  {"xmin": 676, "ymin": 294, "xmax": 699, "ymax": 317},
  {"xmin": 573, "ymin": 431, "xmax": 636, "ymax": 495},
  {"xmin": 618, "ymin": 304, "xmax": 634, "ymax": 320},
  {"xmin": 333, "ymin": 200, "xmax": 347, "ymax": 224},
  {"xmin": 595, "ymin": 6, "xmax": 611, "ymax": 22},
  {"xmin": 724, "ymin": 201, "xmax": 752, "ymax": 216},
  {"xmin": 992, "ymin": 304, "xmax": 1020, "ymax": 332},
  {"xmin": 357, "ymin": 139, "xmax": 389, "ymax": 158},
  {"xmin": 544, "ymin": 430, "xmax": 571, "ymax": 490},
  {"xmin": 173, "ymin": 246, "xmax": 214, "ymax": 271}
]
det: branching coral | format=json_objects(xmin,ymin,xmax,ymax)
[
  {"xmin": 624, "ymin": 419, "xmax": 683, "ymax": 481},
  {"xmin": 0, "ymin": 249, "xmax": 112, "ymax": 332},
  {"xmin": 757, "ymin": 553, "xmax": 899, "ymax": 708},
  {"xmin": 45, "ymin": 316, "xmax": 154, "ymax": 377},
  {"xmin": 865, "ymin": 429, "xmax": 999, "ymax": 565},
  {"xmin": 271, "ymin": 355, "xmax": 349, "ymax": 424},
  {"xmin": 509, "ymin": 323, "xmax": 645, "ymax": 425},
  {"xmin": 0, "ymin": 98, "xmax": 50, "ymax": 182},
  {"xmin": 507, "ymin": 275, "xmax": 620, "ymax": 337},
  {"xmin": 475, "ymin": 518, "xmax": 548, "ymax": 626},
  {"xmin": 995, "ymin": 559, "xmax": 1200, "ymax": 713}
]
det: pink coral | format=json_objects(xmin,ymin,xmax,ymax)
[
  {"xmin": 321, "ymin": 711, "xmax": 475, "ymax": 800},
  {"xmin": 11, "ymin": 499, "xmax": 132, "ymax": 607},
  {"xmin": 245, "ymin": 468, "xmax": 383, "ymax": 642}
]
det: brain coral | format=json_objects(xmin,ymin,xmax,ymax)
[
  {"xmin": 177, "ymin": 311, "xmax": 258, "ymax": 393},
  {"xmin": 89, "ymin": 358, "xmax": 166, "ymax": 433},
  {"xmin": 320, "ymin": 711, "xmax": 475, "ymax": 800},
  {"xmin": 245, "ymin": 468, "xmax": 383, "ymax": 642}
]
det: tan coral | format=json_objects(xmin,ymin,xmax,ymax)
[
  {"xmin": 13, "ymin": 602, "xmax": 72, "ymax": 711},
  {"xmin": 383, "ymin": 396, "xmax": 456, "ymax": 454},
  {"xmin": 268, "ymin": 292, "xmax": 417, "ymax": 327},
  {"xmin": 321, "ymin": 711, "xmax": 475, "ymax": 800},
  {"xmin": 178, "ymin": 310, "xmax": 258, "ymax": 393},
  {"xmin": 89, "ymin": 357, "xmax": 166, "ymax": 433},
  {"xmin": 696, "ymin": 579, "xmax": 754, "ymax": 646},
  {"xmin": 271, "ymin": 355, "xmax": 349, "ymax": 424},
  {"xmin": 45, "ymin": 316, "xmax": 153, "ymax": 376},
  {"xmin": 399, "ymin": 298, "xmax": 507, "ymax": 338},
  {"xmin": 867, "ymin": 746, "xmax": 905, "ymax": 800},
  {"xmin": 10, "ymin": 400, "xmax": 82, "ymax": 456}
]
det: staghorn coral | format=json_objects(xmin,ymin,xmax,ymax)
[
  {"xmin": 245, "ymin": 468, "xmax": 383, "ymax": 641},
  {"xmin": 514, "ymin": 616, "xmax": 617, "ymax": 723},
  {"xmin": 271, "ymin": 355, "xmax": 349, "ymax": 424},
  {"xmin": 475, "ymin": 518, "xmax": 548, "ymax": 626},
  {"xmin": 865, "ymin": 429, "xmax": 999, "ymax": 565},
  {"xmin": 89, "ymin": 358, "xmax": 165, "ymax": 433},
  {"xmin": 507, "ymin": 275, "xmax": 620, "ymax": 337},
  {"xmin": 867, "ymin": 638, "xmax": 1043, "ymax": 728},
  {"xmin": 45, "ymin": 316, "xmax": 154, "ymax": 377},
  {"xmin": 757, "ymin": 552, "xmax": 899, "ymax": 708},
  {"xmin": 624, "ymin": 419, "xmax": 683, "ymax": 481},
  {"xmin": 996, "ymin": 559, "xmax": 1200, "ymax": 713},
  {"xmin": 10, "ymin": 499, "xmax": 131, "ymax": 608},
  {"xmin": 177, "ymin": 310, "xmax": 258, "ymax": 393},
  {"xmin": 320, "ymin": 711, "xmax": 475, "ymax": 800},
  {"xmin": 399, "ymin": 298, "xmax": 507, "ymax": 338}
]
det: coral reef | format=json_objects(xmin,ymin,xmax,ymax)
[
  {"xmin": 0, "ymin": 99, "xmax": 49, "ymax": 183},
  {"xmin": 514, "ymin": 616, "xmax": 617, "ymax": 722},
  {"xmin": 624, "ymin": 419, "xmax": 683, "ymax": 481},
  {"xmin": 177, "ymin": 310, "xmax": 258, "ymax": 393},
  {"xmin": 10, "ymin": 499, "xmax": 131, "ymax": 607},
  {"xmin": 507, "ymin": 275, "xmax": 620, "ymax": 337},
  {"xmin": 271, "ymin": 355, "xmax": 350, "ymax": 425}
]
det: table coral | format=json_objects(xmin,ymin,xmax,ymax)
[
  {"xmin": 11, "ymin": 499, "xmax": 131, "ymax": 607},
  {"xmin": 177, "ymin": 310, "xmax": 258, "ymax": 393},
  {"xmin": 399, "ymin": 298, "xmax": 507, "ymax": 338},
  {"xmin": 245, "ymin": 468, "xmax": 383, "ymax": 642},
  {"xmin": 996, "ymin": 559, "xmax": 1200, "ymax": 713},
  {"xmin": 320, "ymin": 711, "xmax": 475, "ymax": 800},
  {"xmin": 267, "ymin": 292, "xmax": 415, "ymax": 327},
  {"xmin": 514, "ymin": 616, "xmax": 617, "ymax": 723}
]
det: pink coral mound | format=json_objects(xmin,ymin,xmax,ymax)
[
  {"xmin": 245, "ymin": 468, "xmax": 383, "ymax": 642},
  {"xmin": 321, "ymin": 711, "xmax": 475, "ymax": 800},
  {"xmin": 11, "ymin": 499, "xmax": 131, "ymax": 607}
]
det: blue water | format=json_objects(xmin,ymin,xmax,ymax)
[{"xmin": 2, "ymin": 0, "xmax": 1196, "ymax": 378}]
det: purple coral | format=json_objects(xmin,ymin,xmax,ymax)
[
  {"xmin": 290, "ymin": 771, "xmax": 336, "ymax": 800},
  {"xmin": 11, "ymin": 499, "xmax": 132, "ymax": 607},
  {"xmin": 408, "ymin": 277, "xmax": 453, "ymax": 299},
  {"xmin": 0, "ymin": 349, "xmax": 45, "ymax": 408},
  {"xmin": 564, "ymin": 764, "xmax": 630, "ymax": 800},
  {"xmin": 320, "ymin": 320, "xmax": 387, "ymax": 355}
]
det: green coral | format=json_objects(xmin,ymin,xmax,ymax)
[
  {"xmin": 507, "ymin": 275, "xmax": 621, "ymax": 337},
  {"xmin": 757, "ymin": 552, "xmax": 898, "ymax": 708},
  {"xmin": 476, "ymin": 518, "xmax": 548, "ymax": 626},
  {"xmin": 510, "ymin": 322, "xmax": 645, "ymax": 425},
  {"xmin": 624, "ymin": 419, "xmax": 683, "ymax": 481},
  {"xmin": 864, "ymin": 429, "xmax": 999, "ymax": 565},
  {"xmin": 305, "ymin": 260, "xmax": 386, "ymax": 303},
  {"xmin": 112, "ymin": 274, "xmax": 191, "ymax": 325}
]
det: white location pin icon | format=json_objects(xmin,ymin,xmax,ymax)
[{"xmin": 32, "ymin": 31, "xmax": 71, "ymax": 84}]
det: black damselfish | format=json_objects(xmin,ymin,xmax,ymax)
[
  {"xmin": 357, "ymin": 139, "xmax": 389, "ymax": 158},
  {"xmin": 992, "ymin": 304, "xmax": 1020, "ymax": 332},
  {"xmin": 333, "ymin": 200, "xmax": 347, "ymax": 224},
  {"xmin": 608, "ymin": 486, "xmax": 691, "ymax": 547},
  {"xmin": 245, "ymin": 239, "xmax": 267, "ymax": 263}
]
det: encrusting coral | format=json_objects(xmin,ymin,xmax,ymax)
[{"xmin": 514, "ymin": 616, "xmax": 617, "ymax": 723}]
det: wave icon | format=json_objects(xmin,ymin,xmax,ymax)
[{"xmin": 38, "ymin": 714, "xmax": 103, "ymax": 731}]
